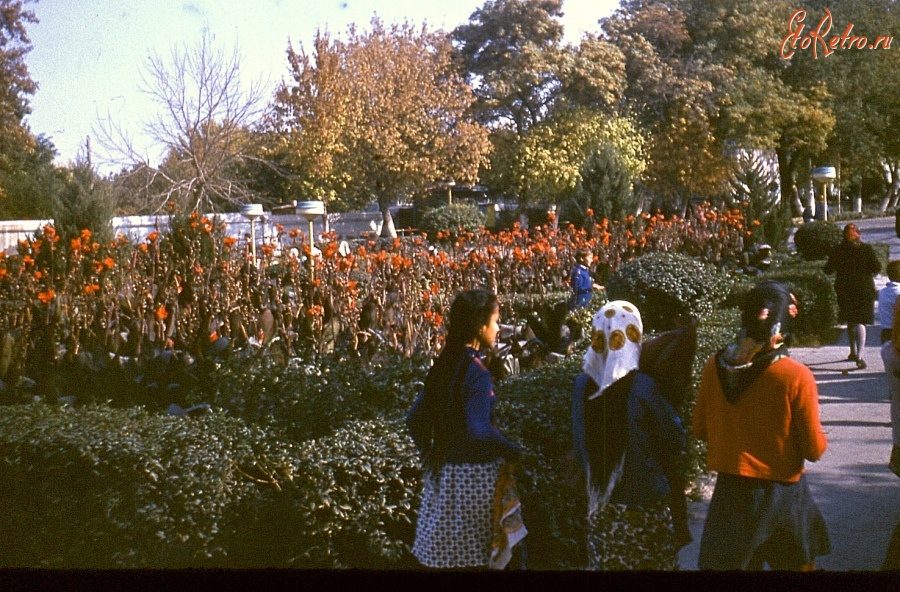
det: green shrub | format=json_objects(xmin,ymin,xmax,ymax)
[
  {"xmin": 872, "ymin": 242, "xmax": 890, "ymax": 275},
  {"xmin": 793, "ymin": 220, "xmax": 842, "ymax": 260},
  {"xmin": 605, "ymin": 252, "xmax": 733, "ymax": 332},
  {"xmin": 190, "ymin": 352, "xmax": 429, "ymax": 443},
  {"xmin": 419, "ymin": 203, "xmax": 485, "ymax": 240},
  {"xmin": 0, "ymin": 404, "xmax": 298, "ymax": 568},
  {"xmin": 494, "ymin": 357, "xmax": 590, "ymax": 570},
  {"xmin": 0, "ymin": 405, "xmax": 423, "ymax": 569},
  {"xmin": 230, "ymin": 417, "xmax": 421, "ymax": 568}
]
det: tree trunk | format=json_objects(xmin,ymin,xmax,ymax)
[
  {"xmin": 775, "ymin": 147, "xmax": 802, "ymax": 217},
  {"xmin": 881, "ymin": 161, "xmax": 900, "ymax": 212},
  {"xmin": 379, "ymin": 196, "xmax": 397, "ymax": 239}
]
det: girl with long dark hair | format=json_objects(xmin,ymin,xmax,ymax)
[{"xmin": 406, "ymin": 289, "xmax": 523, "ymax": 569}]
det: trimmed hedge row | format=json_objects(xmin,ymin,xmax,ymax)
[
  {"xmin": 0, "ymin": 301, "xmax": 741, "ymax": 570},
  {"xmin": 0, "ymin": 405, "xmax": 422, "ymax": 569},
  {"xmin": 0, "ymin": 406, "xmax": 292, "ymax": 567},
  {"xmin": 606, "ymin": 252, "xmax": 732, "ymax": 332}
]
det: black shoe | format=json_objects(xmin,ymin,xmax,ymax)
[
  {"xmin": 890, "ymin": 446, "xmax": 900, "ymax": 479},
  {"xmin": 847, "ymin": 353, "xmax": 858, "ymax": 362},
  {"xmin": 856, "ymin": 358, "xmax": 867, "ymax": 370}
]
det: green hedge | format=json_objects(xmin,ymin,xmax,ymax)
[
  {"xmin": 605, "ymin": 252, "xmax": 733, "ymax": 332},
  {"xmin": 419, "ymin": 203, "xmax": 485, "ymax": 240},
  {"xmin": 793, "ymin": 220, "xmax": 842, "ymax": 260},
  {"xmin": 0, "ymin": 405, "xmax": 296, "ymax": 567},
  {"xmin": 0, "ymin": 404, "xmax": 422, "ymax": 569},
  {"xmin": 190, "ymin": 353, "xmax": 428, "ymax": 443}
]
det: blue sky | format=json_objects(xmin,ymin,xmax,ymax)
[{"xmin": 24, "ymin": 0, "xmax": 620, "ymax": 172}]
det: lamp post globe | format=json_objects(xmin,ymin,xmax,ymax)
[{"xmin": 240, "ymin": 204, "xmax": 264, "ymax": 263}]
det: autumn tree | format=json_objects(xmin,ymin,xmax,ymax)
[
  {"xmin": 484, "ymin": 107, "xmax": 646, "ymax": 218},
  {"xmin": 786, "ymin": 0, "xmax": 900, "ymax": 210},
  {"xmin": 681, "ymin": 0, "xmax": 834, "ymax": 214},
  {"xmin": 452, "ymin": 0, "xmax": 567, "ymax": 134},
  {"xmin": 452, "ymin": 0, "xmax": 636, "ymax": 221},
  {"xmin": 0, "ymin": 0, "xmax": 58, "ymax": 218},
  {"xmin": 95, "ymin": 33, "xmax": 268, "ymax": 213},
  {"xmin": 269, "ymin": 19, "xmax": 492, "ymax": 237},
  {"xmin": 600, "ymin": 2, "xmax": 734, "ymax": 209}
]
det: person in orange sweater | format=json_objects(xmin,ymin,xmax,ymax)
[{"xmin": 693, "ymin": 281, "xmax": 830, "ymax": 570}]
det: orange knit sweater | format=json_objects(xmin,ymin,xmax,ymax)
[{"xmin": 693, "ymin": 354, "xmax": 828, "ymax": 483}]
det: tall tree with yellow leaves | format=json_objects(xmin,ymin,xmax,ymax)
[{"xmin": 269, "ymin": 19, "xmax": 492, "ymax": 238}]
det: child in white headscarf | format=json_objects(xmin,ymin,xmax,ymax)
[{"xmin": 570, "ymin": 300, "xmax": 692, "ymax": 570}]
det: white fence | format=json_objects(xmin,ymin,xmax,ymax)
[{"xmin": 0, "ymin": 210, "xmax": 388, "ymax": 255}]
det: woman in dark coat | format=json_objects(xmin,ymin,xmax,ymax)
[{"xmin": 824, "ymin": 223, "xmax": 882, "ymax": 369}]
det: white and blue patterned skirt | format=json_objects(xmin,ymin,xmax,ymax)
[{"xmin": 411, "ymin": 462, "xmax": 499, "ymax": 569}]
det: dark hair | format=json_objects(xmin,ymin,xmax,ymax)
[
  {"xmin": 741, "ymin": 280, "xmax": 795, "ymax": 343},
  {"xmin": 444, "ymin": 289, "xmax": 500, "ymax": 350},
  {"xmin": 888, "ymin": 260, "xmax": 900, "ymax": 283},
  {"xmin": 575, "ymin": 249, "xmax": 591, "ymax": 264},
  {"xmin": 420, "ymin": 289, "xmax": 499, "ymax": 472}
]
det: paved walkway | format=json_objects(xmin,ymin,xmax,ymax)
[{"xmin": 679, "ymin": 275, "xmax": 900, "ymax": 571}]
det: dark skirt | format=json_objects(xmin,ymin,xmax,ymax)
[
  {"xmin": 698, "ymin": 473, "xmax": 830, "ymax": 570},
  {"xmin": 837, "ymin": 293, "xmax": 874, "ymax": 325}
]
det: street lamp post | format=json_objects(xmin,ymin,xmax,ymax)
[
  {"xmin": 296, "ymin": 200, "xmax": 326, "ymax": 279},
  {"xmin": 240, "ymin": 203, "xmax": 264, "ymax": 264},
  {"xmin": 812, "ymin": 166, "xmax": 836, "ymax": 221}
]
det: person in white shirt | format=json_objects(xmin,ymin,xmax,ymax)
[{"xmin": 878, "ymin": 260, "xmax": 900, "ymax": 343}]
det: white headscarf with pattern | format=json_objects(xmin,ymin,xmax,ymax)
[{"xmin": 582, "ymin": 300, "xmax": 643, "ymax": 399}]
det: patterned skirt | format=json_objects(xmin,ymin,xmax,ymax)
[
  {"xmin": 411, "ymin": 462, "xmax": 499, "ymax": 569},
  {"xmin": 586, "ymin": 501, "xmax": 678, "ymax": 570}
]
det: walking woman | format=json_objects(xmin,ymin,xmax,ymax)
[
  {"xmin": 824, "ymin": 223, "xmax": 882, "ymax": 369},
  {"xmin": 570, "ymin": 301, "xmax": 693, "ymax": 570},
  {"xmin": 406, "ymin": 289, "xmax": 524, "ymax": 569},
  {"xmin": 693, "ymin": 281, "xmax": 830, "ymax": 570}
]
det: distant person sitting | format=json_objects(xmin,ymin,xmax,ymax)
[
  {"xmin": 879, "ymin": 260, "xmax": 900, "ymax": 343},
  {"xmin": 569, "ymin": 249, "xmax": 603, "ymax": 311}
]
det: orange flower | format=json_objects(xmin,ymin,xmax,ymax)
[
  {"xmin": 223, "ymin": 236, "xmax": 237, "ymax": 247},
  {"xmin": 156, "ymin": 305, "xmax": 168, "ymax": 320},
  {"xmin": 37, "ymin": 290, "xmax": 55, "ymax": 304},
  {"xmin": 0, "ymin": 269, "xmax": 7, "ymax": 278},
  {"xmin": 84, "ymin": 284, "xmax": 100, "ymax": 294},
  {"xmin": 34, "ymin": 271, "xmax": 42, "ymax": 279},
  {"xmin": 103, "ymin": 257, "xmax": 115, "ymax": 269},
  {"xmin": 147, "ymin": 231, "xmax": 159, "ymax": 242},
  {"xmin": 23, "ymin": 255, "xmax": 34, "ymax": 266}
]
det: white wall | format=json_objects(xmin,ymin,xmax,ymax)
[{"xmin": 0, "ymin": 210, "xmax": 386, "ymax": 254}]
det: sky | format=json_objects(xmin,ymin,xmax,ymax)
[{"xmin": 23, "ymin": 0, "xmax": 621, "ymax": 172}]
